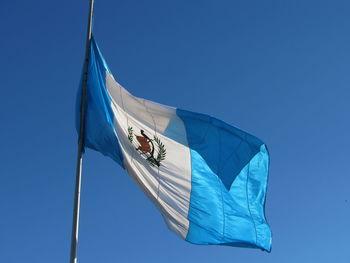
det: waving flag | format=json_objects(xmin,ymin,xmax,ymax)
[{"xmin": 76, "ymin": 37, "xmax": 272, "ymax": 251}]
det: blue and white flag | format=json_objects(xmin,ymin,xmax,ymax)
[{"xmin": 76, "ymin": 37, "xmax": 272, "ymax": 251}]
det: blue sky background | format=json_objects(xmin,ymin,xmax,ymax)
[{"xmin": 1, "ymin": 0, "xmax": 349, "ymax": 262}]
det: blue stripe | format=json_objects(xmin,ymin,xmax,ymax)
[
  {"xmin": 76, "ymin": 37, "xmax": 123, "ymax": 166},
  {"xmin": 177, "ymin": 109, "xmax": 271, "ymax": 251}
]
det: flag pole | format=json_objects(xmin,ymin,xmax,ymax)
[{"xmin": 70, "ymin": 0, "xmax": 94, "ymax": 262}]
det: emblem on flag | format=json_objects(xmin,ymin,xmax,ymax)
[{"xmin": 127, "ymin": 126, "xmax": 166, "ymax": 167}]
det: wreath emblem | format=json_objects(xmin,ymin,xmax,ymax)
[{"xmin": 127, "ymin": 126, "xmax": 166, "ymax": 167}]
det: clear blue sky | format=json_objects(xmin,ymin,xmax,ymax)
[{"xmin": 0, "ymin": 0, "xmax": 349, "ymax": 262}]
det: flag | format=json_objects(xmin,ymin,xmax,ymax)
[{"xmin": 76, "ymin": 37, "xmax": 272, "ymax": 251}]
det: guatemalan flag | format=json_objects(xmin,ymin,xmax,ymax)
[{"xmin": 76, "ymin": 37, "xmax": 272, "ymax": 252}]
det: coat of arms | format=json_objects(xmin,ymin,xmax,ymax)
[{"xmin": 127, "ymin": 127, "xmax": 166, "ymax": 167}]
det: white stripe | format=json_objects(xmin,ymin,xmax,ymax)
[{"xmin": 105, "ymin": 72, "xmax": 191, "ymax": 238}]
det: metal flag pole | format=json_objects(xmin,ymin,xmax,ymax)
[{"xmin": 70, "ymin": 0, "xmax": 95, "ymax": 262}]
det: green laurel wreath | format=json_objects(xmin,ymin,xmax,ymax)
[
  {"xmin": 127, "ymin": 127, "xmax": 134, "ymax": 142},
  {"xmin": 152, "ymin": 136, "xmax": 166, "ymax": 166}
]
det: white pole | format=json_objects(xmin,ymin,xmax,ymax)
[{"xmin": 70, "ymin": 0, "xmax": 94, "ymax": 262}]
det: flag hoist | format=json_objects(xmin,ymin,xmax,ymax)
[{"xmin": 71, "ymin": 1, "xmax": 272, "ymax": 262}]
